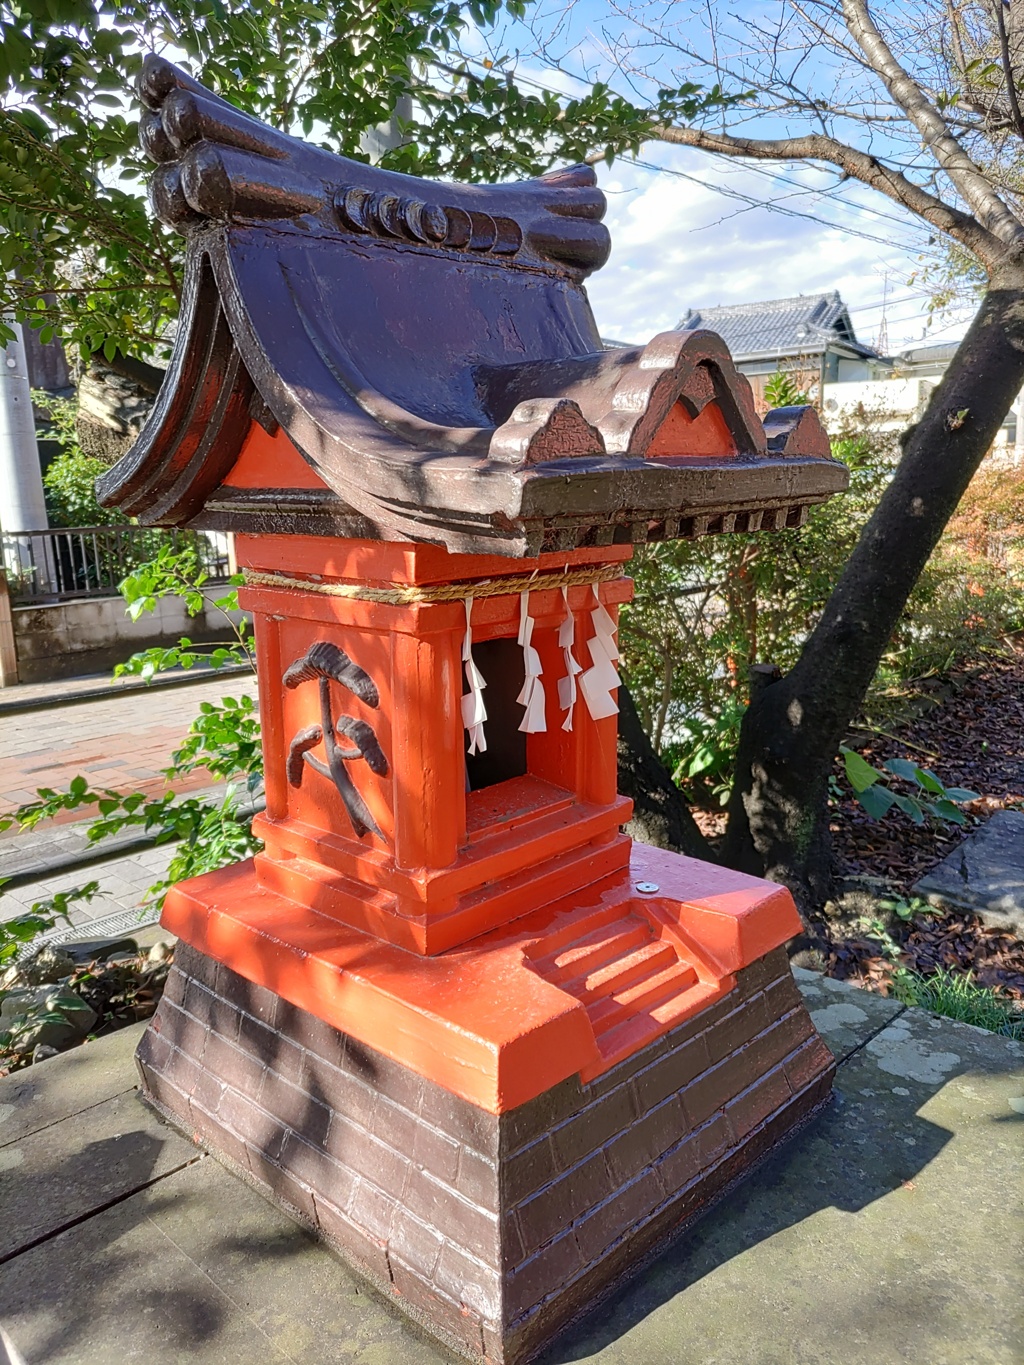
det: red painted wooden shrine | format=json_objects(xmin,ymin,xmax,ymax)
[{"xmin": 107, "ymin": 55, "xmax": 846, "ymax": 1364}]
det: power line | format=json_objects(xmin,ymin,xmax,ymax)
[
  {"xmin": 442, "ymin": 53, "xmax": 938, "ymax": 249},
  {"xmin": 618, "ymin": 153, "xmax": 926, "ymax": 253}
]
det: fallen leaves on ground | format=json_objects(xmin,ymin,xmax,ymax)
[
  {"xmin": 828, "ymin": 641, "xmax": 1024, "ymax": 999},
  {"xmin": 829, "ymin": 913, "xmax": 1024, "ymax": 1001}
]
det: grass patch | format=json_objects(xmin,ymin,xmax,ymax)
[{"xmin": 891, "ymin": 966, "xmax": 1024, "ymax": 1039}]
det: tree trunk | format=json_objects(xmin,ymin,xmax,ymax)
[
  {"xmin": 722, "ymin": 277, "xmax": 1024, "ymax": 926},
  {"xmin": 617, "ymin": 684, "xmax": 714, "ymax": 860}
]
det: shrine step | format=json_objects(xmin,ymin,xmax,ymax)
[
  {"xmin": 529, "ymin": 909, "xmax": 713, "ymax": 1070},
  {"xmin": 563, "ymin": 939, "xmax": 678, "ymax": 1004},
  {"xmin": 537, "ymin": 915, "xmax": 653, "ymax": 985},
  {"xmin": 588, "ymin": 975, "xmax": 724, "ymax": 1073},
  {"xmin": 586, "ymin": 959, "xmax": 700, "ymax": 1035}
]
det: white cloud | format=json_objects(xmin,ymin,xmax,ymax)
[{"xmin": 585, "ymin": 150, "xmax": 974, "ymax": 353}]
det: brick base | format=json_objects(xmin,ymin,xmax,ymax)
[{"xmin": 137, "ymin": 942, "xmax": 834, "ymax": 1364}]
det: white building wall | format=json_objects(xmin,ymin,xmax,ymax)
[{"xmin": 822, "ymin": 376, "xmax": 1024, "ymax": 461}]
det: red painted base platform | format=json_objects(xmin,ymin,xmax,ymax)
[
  {"xmin": 159, "ymin": 842, "xmax": 809, "ymax": 1112},
  {"xmin": 144, "ymin": 840, "xmax": 836, "ymax": 1360}
]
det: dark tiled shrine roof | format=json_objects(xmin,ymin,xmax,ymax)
[{"xmin": 98, "ymin": 57, "xmax": 847, "ymax": 556}]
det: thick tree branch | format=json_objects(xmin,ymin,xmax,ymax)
[
  {"xmin": 652, "ymin": 122, "xmax": 1005, "ymax": 268},
  {"xmin": 617, "ymin": 686, "xmax": 715, "ymax": 862},
  {"xmin": 841, "ymin": 0, "xmax": 1024, "ymax": 243},
  {"xmin": 1008, "ymin": 0, "xmax": 1024, "ymax": 84}
]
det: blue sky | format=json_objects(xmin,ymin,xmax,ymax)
[
  {"xmin": 583, "ymin": 148, "xmax": 971, "ymax": 353},
  {"xmin": 471, "ymin": 1, "xmax": 978, "ymax": 356}
]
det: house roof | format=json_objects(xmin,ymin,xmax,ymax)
[
  {"xmin": 97, "ymin": 57, "xmax": 847, "ymax": 556},
  {"xmin": 678, "ymin": 292, "xmax": 879, "ymax": 363},
  {"xmin": 895, "ymin": 341, "xmax": 960, "ymax": 369}
]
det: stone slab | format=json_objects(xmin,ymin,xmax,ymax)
[
  {"xmin": 0, "ymin": 1157, "xmax": 448, "ymax": 1365},
  {"xmin": 0, "ymin": 1087, "xmax": 198, "ymax": 1261},
  {"xmin": 0, "ymin": 1022, "xmax": 148, "ymax": 1149},
  {"xmin": 914, "ymin": 809, "xmax": 1024, "ymax": 932},
  {"xmin": 1, "ymin": 982, "xmax": 1022, "ymax": 1364},
  {"xmin": 534, "ymin": 1004, "xmax": 1024, "ymax": 1365},
  {"xmin": 792, "ymin": 966, "xmax": 906, "ymax": 1061}
]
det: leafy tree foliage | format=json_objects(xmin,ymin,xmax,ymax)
[
  {"xmin": 622, "ymin": 414, "xmax": 1024, "ymax": 814},
  {"xmin": 36, "ymin": 392, "xmax": 127, "ymax": 526},
  {"xmin": 0, "ymin": 0, "xmax": 727, "ymax": 359}
]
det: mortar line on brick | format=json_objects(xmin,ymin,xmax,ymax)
[
  {"xmin": 833, "ymin": 1003, "xmax": 909, "ymax": 1067},
  {"xmin": 0, "ymin": 1084, "xmax": 136, "ymax": 1151},
  {"xmin": 0, "ymin": 1153, "xmax": 203, "ymax": 1268},
  {"xmin": 510, "ymin": 1082, "xmax": 831, "ymax": 1327}
]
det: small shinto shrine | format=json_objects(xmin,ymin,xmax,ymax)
[{"xmin": 106, "ymin": 56, "xmax": 848, "ymax": 1365}]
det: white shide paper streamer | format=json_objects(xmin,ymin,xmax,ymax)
[
  {"xmin": 460, "ymin": 597, "xmax": 488, "ymax": 754},
  {"xmin": 579, "ymin": 587, "xmax": 620, "ymax": 721},
  {"xmin": 557, "ymin": 585, "xmax": 583, "ymax": 732},
  {"xmin": 516, "ymin": 590, "xmax": 547, "ymax": 732}
]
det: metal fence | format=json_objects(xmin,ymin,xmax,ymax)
[{"xmin": 1, "ymin": 525, "xmax": 233, "ymax": 605}]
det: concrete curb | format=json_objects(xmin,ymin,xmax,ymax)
[
  {"xmin": 0, "ymin": 662, "xmax": 253, "ymax": 718},
  {"xmin": 1, "ymin": 790, "xmax": 265, "ymax": 889}
]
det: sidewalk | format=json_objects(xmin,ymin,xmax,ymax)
[
  {"xmin": 0, "ymin": 662, "xmax": 251, "ymax": 717},
  {"xmin": 0, "ymin": 672, "xmax": 257, "ymax": 820},
  {"xmin": 0, "ymin": 843, "xmax": 176, "ymax": 944},
  {"xmin": 0, "ymin": 970, "xmax": 1020, "ymax": 1365}
]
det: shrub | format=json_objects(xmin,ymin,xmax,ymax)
[
  {"xmin": 621, "ymin": 411, "xmax": 1024, "ymax": 807},
  {"xmin": 36, "ymin": 393, "xmax": 127, "ymax": 528}
]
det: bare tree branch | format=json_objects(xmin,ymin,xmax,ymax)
[
  {"xmin": 842, "ymin": 0, "xmax": 1024, "ymax": 242},
  {"xmin": 651, "ymin": 121, "xmax": 1006, "ymax": 267}
]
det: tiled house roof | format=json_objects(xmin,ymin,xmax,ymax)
[{"xmin": 677, "ymin": 292, "xmax": 879, "ymax": 363}]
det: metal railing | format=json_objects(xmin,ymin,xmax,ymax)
[{"xmin": 1, "ymin": 525, "xmax": 233, "ymax": 605}]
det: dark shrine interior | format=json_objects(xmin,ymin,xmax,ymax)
[{"xmin": 463, "ymin": 637, "xmax": 528, "ymax": 790}]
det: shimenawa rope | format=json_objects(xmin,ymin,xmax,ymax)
[{"xmin": 243, "ymin": 562, "xmax": 623, "ymax": 605}]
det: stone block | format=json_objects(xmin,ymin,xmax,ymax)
[{"xmin": 914, "ymin": 809, "xmax": 1024, "ymax": 933}]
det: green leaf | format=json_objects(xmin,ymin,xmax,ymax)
[
  {"xmin": 856, "ymin": 785, "xmax": 898, "ymax": 819},
  {"xmin": 913, "ymin": 767, "xmax": 946, "ymax": 795},
  {"xmin": 929, "ymin": 799, "xmax": 968, "ymax": 826},
  {"xmin": 881, "ymin": 757, "xmax": 921, "ymax": 785},
  {"xmin": 890, "ymin": 792, "xmax": 926, "ymax": 824},
  {"xmin": 842, "ymin": 747, "xmax": 882, "ymax": 794}
]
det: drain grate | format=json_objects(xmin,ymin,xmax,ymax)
[{"xmin": 18, "ymin": 903, "xmax": 164, "ymax": 958}]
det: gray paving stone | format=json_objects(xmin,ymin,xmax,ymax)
[
  {"xmin": 0, "ymin": 847, "xmax": 175, "ymax": 924},
  {"xmin": 793, "ymin": 965, "xmax": 905, "ymax": 1061},
  {"xmin": 0, "ymin": 1089, "xmax": 198, "ymax": 1261},
  {"xmin": 0, "ymin": 784, "xmax": 262, "ymax": 889},
  {"xmin": 540, "ymin": 1005, "xmax": 1024, "ymax": 1365},
  {"xmin": 915, "ymin": 809, "xmax": 1024, "ymax": 933},
  {"xmin": 0, "ymin": 1022, "xmax": 148, "ymax": 1148},
  {"xmin": 0, "ymin": 1159, "xmax": 447, "ymax": 1365}
]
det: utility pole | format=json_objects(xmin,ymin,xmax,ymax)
[
  {"xmin": 0, "ymin": 317, "xmax": 48, "ymax": 541},
  {"xmin": 0, "ymin": 317, "xmax": 50, "ymax": 682},
  {"xmin": 360, "ymin": 87, "xmax": 413, "ymax": 163}
]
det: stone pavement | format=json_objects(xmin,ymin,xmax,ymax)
[
  {"xmin": 0, "ymin": 672, "xmax": 257, "ymax": 818},
  {"xmin": 0, "ymin": 970, "xmax": 1020, "ymax": 1365},
  {"xmin": 0, "ymin": 663, "xmax": 251, "ymax": 717},
  {"xmin": 0, "ymin": 843, "xmax": 176, "ymax": 933},
  {"xmin": 1, "ymin": 671, "xmax": 262, "ymax": 946}
]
